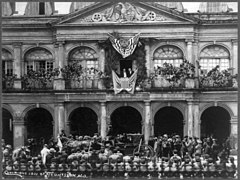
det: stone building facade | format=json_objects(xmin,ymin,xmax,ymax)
[{"xmin": 2, "ymin": 2, "xmax": 238, "ymax": 149}]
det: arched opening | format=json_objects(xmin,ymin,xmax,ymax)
[
  {"xmin": 25, "ymin": 108, "xmax": 53, "ymax": 144},
  {"xmin": 2, "ymin": 108, "xmax": 13, "ymax": 146},
  {"xmin": 110, "ymin": 106, "xmax": 142, "ymax": 136},
  {"xmin": 69, "ymin": 107, "xmax": 98, "ymax": 137},
  {"xmin": 154, "ymin": 107, "xmax": 184, "ymax": 137},
  {"xmin": 153, "ymin": 45, "xmax": 184, "ymax": 68},
  {"xmin": 201, "ymin": 106, "xmax": 231, "ymax": 142},
  {"xmin": 199, "ymin": 45, "xmax": 230, "ymax": 74}
]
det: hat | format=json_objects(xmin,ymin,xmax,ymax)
[
  {"xmin": 6, "ymin": 145, "xmax": 12, "ymax": 149},
  {"xmin": 50, "ymin": 148, "xmax": 56, "ymax": 153}
]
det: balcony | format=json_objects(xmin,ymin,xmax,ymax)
[
  {"xmin": 65, "ymin": 78, "xmax": 105, "ymax": 90},
  {"xmin": 22, "ymin": 79, "xmax": 53, "ymax": 90},
  {"xmin": 2, "ymin": 79, "xmax": 14, "ymax": 90}
]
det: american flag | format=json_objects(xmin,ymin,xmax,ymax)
[
  {"xmin": 112, "ymin": 69, "xmax": 138, "ymax": 94},
  {"xmin": 109, "ymin": 33, "xmax": 140, "ymax": 58}
]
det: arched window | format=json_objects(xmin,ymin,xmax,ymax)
[
  {"xmin": 200, "ymin": 45, "xmax": 230, "ymax": 73},
  {"xmin": 2, "ymin": 49, "xmax": 13, "ymax": 76},
  {"xmin": 153, "ymin": 45, "xmax": 184, "ymax": 68},
  {"xmin": 24, "ymin": 47, "xmax": 53, "ymax": 73},
  {"xmin": 69, "ymin": 46, "xmax": 98, "ymax": 69}
]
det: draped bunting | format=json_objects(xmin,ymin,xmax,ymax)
[
  {"xmin": 108, "ymin": 33, "xmax": 140, "ymax": 58},
  {"xmin": 112, "ymin": 69, "xmax": 138, "ymax": 94}
]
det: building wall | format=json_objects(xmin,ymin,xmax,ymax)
[{"xmin": 2, "ymin": 9, "xmax": 238, "ymax": 149}]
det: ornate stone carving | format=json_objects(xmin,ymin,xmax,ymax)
[{"xmin": 80, "ymin": 2, "xmax": 167, "ymax": 23}]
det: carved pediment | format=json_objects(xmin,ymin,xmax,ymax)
[
  {"xmin": 78, "ymin": 2, "xmax": 168, "ymax": 23},
  {"xmin": 52, "ymin": 2, "xmax": 198, "ymax": 25}
]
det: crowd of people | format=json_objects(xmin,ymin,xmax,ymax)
[{"xmin": 1, "ymin": 131, "xmax": 237, "ymax": 178}]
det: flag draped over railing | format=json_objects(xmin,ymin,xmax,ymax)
[
  {"xmin": 112, "ymin": 69, "xmax": 138, "ymax": 94},
  {"xmin": 108, "ymin": 33, "xmax": 140, "ymax": 58}
]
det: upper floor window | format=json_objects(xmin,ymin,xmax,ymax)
[
  {"xmin": 199, "ymin": 45, "xmax": 230, "ymax": 74},
  {"xmin": 153, "ymin": 45, "xmax": 184, "ymax": 68},
  {"xmin": 69, "ymin": 46, "xmax": 98, "ymax": 69},
  {"xmin": 24, "ymin": 47, "xmax": 53, "ymax": 73},
  {"xmin": 2, "ymin": 49, "xmax": 13, "ymax": 76}
]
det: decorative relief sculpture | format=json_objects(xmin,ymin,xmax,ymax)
[{"xmin": 80, "ymin": 2, "xmax": 167, "ymax": 23}]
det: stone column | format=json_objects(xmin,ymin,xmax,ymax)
[
  {"xmin": 66, "ymin": 121, "xmax": 71, "ymax": 136},
  {"xmin": 54, "ymin": 41, "xmax": 65, "ymax": 90},
  {"xmin": 144, "ymin": 101, "xmax": 151, "ymax": 145},
  {"xmin": 193, "ymin": 40, "xmax": 199, "ymax": 88},
  {"xmin": 186, "ymin": 39, "xmax": 193, "ymax": 63},
  {"xmin": 54, "ymin": 103, "xmax": 65, "ymax": 137},
  {"xmin": 187, "ymin": 101, "xmax": 194, "ymax": 137},
  {"xmin": 99, "ymin": 48, "xmax": 105, "ymax": 72},
  {"xmin": 144, "ymin": 39, "xmax": 151, "ymax": 76},
  {"xmin": 230, "ymin": 116, "xmax": 237, "ymax": 149},
  {"xmin": 13, "ymin": 43, "xmax": 22, "ymax": 89},
  {"xmin": 100, "ymin": 101, "xmax": 107, "ymax": 139},
  {"xmin": 232, "ymin": 40, "xmax": 238, "ymax": 75},
  {"xmin": 12, "ymin": 118, "xmax": 25, "ymax": 149},
  {"xmin": 193, "ymin": 102, "xmax": 200, "ymax": 138}
]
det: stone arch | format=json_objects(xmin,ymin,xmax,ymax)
[
  {"xmin": 2, "ymin": 104, "xmax": 14, "ymax": 117},
  {"xmin": 199, "ymin": 43, "xmax": 232, "ymax": 58},
  {"xmin": 200, "ymin": 102, "xmax": 234, "ymax": 122},
  {"xmin": 23, "ymin": 46, "xmax": 55, "ymax": 60},
  {"xmin": 152, "ymin": 43, "xmax": 187, "ymax": 60},
  {"xmin": 152, "ymin": 103, "xmax": 186, "ymax": 125},
  {"xmin": 217, "ymin": 103, "xmax": 235, "ymax": 118},
  {"xmin": 66, "ymin": 103, "xmax": 100, "ymax": 122},
  {"xmin": 107, "ymin": 102, "xmax": 144, "ymax": 124},
  {"xmin": 109, "ymin": 105, "xmax": 143, "ymax": 135},
  {"xmin": 153, "ymin": 105, "xmax": 184, "ymax": 137},
  {"xmin": 2, "ymin": 47, "xmax": 14, "ymax": 58},
  {"xmin": 67, "ymin": 45, "xmax": 99, "ymax": 60},
  {"xmin": 21, "ymin": 104, "xmax": 54, "ymax": 121},
  {"xmin": 67, "ymin": 105, "xmax": 99, "ymax": 136},
  {"xmin": 200, "ymin": 104, "xmax": 231, "ymax": 141}
]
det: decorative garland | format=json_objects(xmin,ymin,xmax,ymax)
[{"xmin": 98, "ymin": 32, "xmax": 147, "ymax": 89}]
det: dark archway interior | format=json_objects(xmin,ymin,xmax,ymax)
[
  {"xmin": 2, "ymin": 108, "xmax": 13, "ymax": 146},
  {"xmin": 25, "ymin": 108, "xmax": 53, "ymax": 143},
  {"xmin": 111, "ymin": 106, "xmax": 142, "ymax": 136},
  {"xmin": 154, "ymin": 107, "xmax": 184, "ymax": 137},
  {"xmin": 201, "ymin": 106, "xmax": 230, "ymax": 142},
  {"xmin": 69, "ymin": 107, "xmax": 98, "ymax": 137}
]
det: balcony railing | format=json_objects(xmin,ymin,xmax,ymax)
[
  {"xmin": 2, "ymin": 80, "xmax": 14, "ymax": 90},
  {"xmin": 65, "ymin": 78, "xmax": 105, "ymax": 90},
  {"xmin": 22, "ymin": 79, "xmax": 53, "ymax": 90},
  {"xmin": 2, "ymin": 78, "xmax": 238, "ymax": 91}
]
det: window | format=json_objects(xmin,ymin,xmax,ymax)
[
  {"xmin": 39, "ymin": 2, "xmax": 45, "ymax": 15},
  {"xmin": 2, "ymin": 49, "xmax": 13, "ymax": 76},
  {"xmin": 153, "ymin": 45, "xmax": 184, "ymax": 68},
  {"xmin": 69, "ymin": 46, "xmax": 98, "ymax": 69},
  {"xmin": 24, "ymin": 48, "xmax": 53, "ymax": 73},
  {"xmin": 199, "ymin": 45, "xmax": 230, "ymax": 74}
]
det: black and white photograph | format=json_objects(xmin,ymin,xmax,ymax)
[{"xmin": 1, "ymin": 1, "xmax": 238, "ymax": 179}]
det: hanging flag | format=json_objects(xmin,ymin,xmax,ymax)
[
  {"xmin": 109, "ymin": 33, "xmax": 140, "ymax": 58},
  {"xmin": 112, "ymin": 69, "xmax": 138, "ymax": 94}
]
